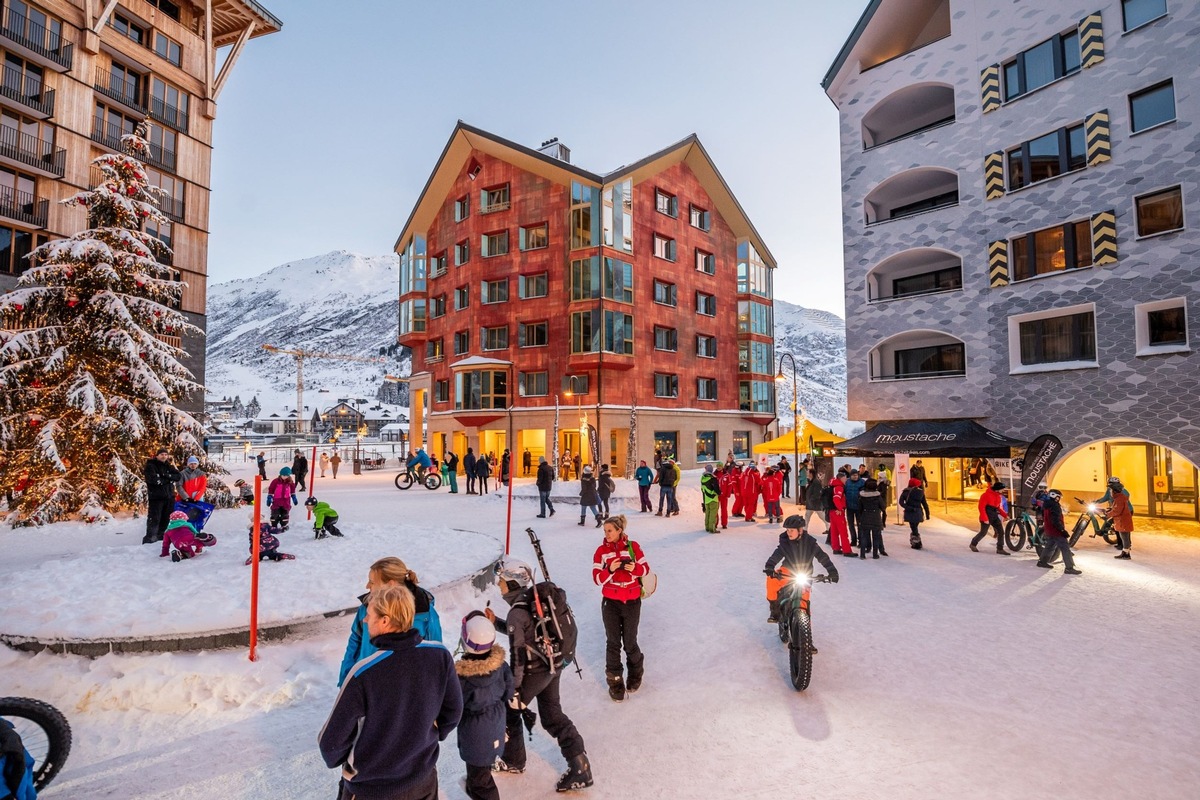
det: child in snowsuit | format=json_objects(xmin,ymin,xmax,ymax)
[
  {"xmin": 304, "ymin": 497, "xmax": 344, "ymax": 539},
  {"xmin": 246, "ymin": 522, "xmax": 294, "ymax": 565},
  {"xmin": 266, "ymin": 467, "xmax": 298, "ymax": 530},
  {"xmin": 160, "ymin": 510, "xmax": 213, "ymax": 561},
  {"xmin": 233, "ymin": 478, "xmax": 255, "ymax": 506},
  {"xmin": 455, "ymin": 612, "xmax": 514, "ymax": 800}
]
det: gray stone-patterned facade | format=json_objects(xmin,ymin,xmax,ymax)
[{"xmin": 824, "ymin": 0, "xmax": 1200, "ymax": 471}]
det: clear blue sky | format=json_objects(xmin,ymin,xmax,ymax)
[{"xmin": 208, "ymin": 0, "xmax": 867, "ymax": 317}]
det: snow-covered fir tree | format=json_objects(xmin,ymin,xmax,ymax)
[
  {"xmin": 0, "ymin": 121, "xmax": 217, "ymax": 525},
  {"xmin": 246, "ymin": 396, "xmax": 261, "ymax": 418}
]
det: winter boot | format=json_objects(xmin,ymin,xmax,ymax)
[
  {"xmin": 996, "ymin": 548, "xmax": 1009, "ymax": 555},
  {"xmin": 595, "ymin": 516, "xmax": 603, "ymax": 528},
  {"xmin": 170, "ymin": 550, "xmax": 181, "ymax": 562},
  {"xmin": 1035, "ymin": 560, "xmax": 1052, "ymax": 569},
  {"xmin": 556, "ymin": 753, "xmax": 594, "ymax": 792},
  {"xmin": 606, "ymin": 673, "xmax": 625, "ymax": 702},
  {"xmin": 1064, "ymin": 568, "xmax": 1083, "ymax": 575},
  {"xmin": 767, "ymin": 599, "xmax": 780, "ymax": 624},
  {"xmin": 493, "ymin": 757, "xmax": 525, "ymax": 774},
  {"xmin": 578, "ymin": 517, "xmax": 585, "ymax": 526},
  {"xmin": 549, "ymin": 507, "xmax": 555, "ymax": 517},
  {"xmin": 1115, "ymin": 551, "xmax": 1131, "ymax": 559},
  {"xmin": 626, "ymin": 671, "xmax": 642, "ymax": 693}
]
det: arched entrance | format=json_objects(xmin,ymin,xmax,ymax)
[{"xmin": 1051, "ymin": 438, "xmax": 1198, "ymax": 521}]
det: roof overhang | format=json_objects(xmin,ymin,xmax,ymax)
[
  {"xmin": 821, "ymin": 0, "xmax": 883, "ymax": 94},
  {"xmin": 210, "ymin": 0, "xmax": 283, "ymax": 47}
]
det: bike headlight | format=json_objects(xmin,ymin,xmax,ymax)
[
  {"xmin": 1086, "ymin": 504, "xmax": 1098, "ymax": 513},
  {"xmin": 792, "ymin": 573, "xmax": 811, "ymax": 588}
]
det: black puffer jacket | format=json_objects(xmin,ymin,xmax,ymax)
[
  {"xmin": 579, "ymin": 474, "xmax": 600, "ymax": 505},
  {"xmin": 805, "ymin": 476, "xmax": 825, "ymax": 510},
  {"xmin": 764, "ymin": 531, "xmax": 839, "ymax": 579},
  {"xmin": 144, "ymin": 458, "xmax": 180, "ymax": 501}
]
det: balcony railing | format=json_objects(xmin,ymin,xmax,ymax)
[
  {"xmin": 480, "ymin": 199, "xmax": 510, "ymax": 214},
  {"xmin": 870, "ymin": 368, "xmax": 966, "ymax": 381},
  {"xmin": 148, "ymin": 95, "xmax": 189, "ymax": 134},
  {"xmin": 0, "ymin": 8, "xmax": 72, "ymax": 71},
  {"xmin": 0, "ymin": 185, "xmax": 48, "ymax": 227},
  {"xmin": 0, "ymin": 65, "xmax": 53, "ymax": 116},
  {"xmin": 91, "ymin": 117, "xmax": 176, "ymax": 173},
  {"xmin": 0, "ymin": 123, "xmax": 65, "ymax": 176},
  {"xmin": 89, "ymin": 164, "xmax": 185, "ymax": 221},
  {"xmin": 94, "ymin": 67, "xmax": 147, "ymax": 115}
]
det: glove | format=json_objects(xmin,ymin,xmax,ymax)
[
  {"xmin": 828, "ymin": 572, "xmax": 839, "ymax": 584},
  {"xmin": 508, "ymin": 692, "xmax": 526, "ymax": 710},
  {"xmin": 291, "ymin": 494, "xmax": 299, "ymax": 506},
  {"xmin": 265, "ymin": 495, "xmax": 273, "ymax": 507}
]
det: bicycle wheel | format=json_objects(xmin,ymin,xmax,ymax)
[
  {"xmin": 788, "ymin": 613, "xmax": 814, "ymax": 691},
  {"xmin": 0, "ymin": 697, "xmax": 72, "ymax": 791},
  {"xmin": 394, "ymin": 473, "xmax": 414, "ymax": 490},
  {"xmin": 1069, "ymin": 517, "xmax": 1088, "ymax": 547},
  {"xmin": 1003, "ymin": 519, "xmax": 1028, "ymax": 552},
  {"xmin": 1100, "ymin": 521, "xmax": 1120, "ymax": 546},
  {"xmin": 423, "ymin": 474, "xmax": 442, "ymax": 490}
]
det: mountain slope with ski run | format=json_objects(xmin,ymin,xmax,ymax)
[{"xmin": 205, "ymin": 250, "xmax": 848, "ymax": 427}]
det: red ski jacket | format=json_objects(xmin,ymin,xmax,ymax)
[
  {"xmin": 830, "ymin": 477, "xmax": 847, "ymax": 512},
  {"xmin": 740, "ymin": 468, "xmax": 762, "ymax": 499},
  {"xmin": 761, "ymin": 471, "xmax": 783, "ymax": 503},
  {"xmin": 592, "ymin": 536, "xmax": 649, "ymax": 603}
]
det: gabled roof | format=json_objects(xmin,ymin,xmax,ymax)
[
  {"xmin": 394, "ymin": 121, "xmax": 775, "ymax": 267},
  {"xmin": 211, "ymin": 0, "xmax": 283, "ymax": 46},
  {"xmin": 821, "ymin": 0, "xmax": 883, "ymax": 92}
]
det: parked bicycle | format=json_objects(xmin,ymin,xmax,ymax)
[
  {"xmin": 394, "ymin": 465, "xmax": 442, "ymax": 491},
  {"xmin": 1004, "ymin": 506, "xmax": 1048, "ymax": 557},
  {"xmin": 1070, "ymin": 498, "xmax": 1119, "ymax": 548},
  {"xmin": 0, "ymin": 697, "xmax": 72, "ymax": 793},
  {"xmin": 773, "ymin": 570, "xmax": 832, "ymax": 691}
]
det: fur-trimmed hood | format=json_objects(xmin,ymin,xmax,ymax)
[{"xmin": 455, "ymin": 645, "xmax": 506, "ymax": 677}]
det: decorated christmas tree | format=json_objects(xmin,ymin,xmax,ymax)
[{"xmin": 0, "ymin": 121, "xmax": 215, "ymax": 525}]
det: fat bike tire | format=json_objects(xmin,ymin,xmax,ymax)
[
  {"xmin": 1100, "ymin": 521, "xmax": 1120, "ymax": 546},
  {"xmin": 0, "ymin": 696, "xmax": 72, "ymax": 790},
  {"xmin": 788, "ymin": 613, "xmax": 814, "ymax": 692},
  {"xmin": 423, "ymin": 474, "xmax": 442, "ymax": 490},
  {"xmin": 1003, "ymin": 519, "xmax": 1028, "ymax": 553},
  {"xmin": 394, "ymin": 473, "xmax": 414, "ymax": 490},
  {"xmin": 1069, "ymin": 518, "xmax": 1088, "ymax": 548},
  {"xmin": 777, "ymin": 611, "xmax": 789, "ymax": 644}
]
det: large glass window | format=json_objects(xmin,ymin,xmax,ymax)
[
  {"xmin": 1123, "ymin": 0, "xmax": 1167, "ymax": 31},
  {"xmin": 399, "ymin": 298, "xmax": 426, "ymax": 335},
  {"xmin": 738, "ymin": 300, "xmax": 772, "ymax": 335},
  {"xmin": 518, "ymin": 321, "xmax": 548, "ymax": 347},
  {"xmin": 603, "ymin": 258, "xmax": 633, "ymax": 303},
  {"xmin": 654, "ymin": 432, "xmax": 678, "ymax": 461},
  {"xmin": 737, "ymin": 242, "xmax": 772, "ymax": 297},
  {"xmin": 570, "ymin": 181, "xmax": 599, "ymax": 249},
  {"xmin": 571, "ymin": 310, "xmax": 598, "ymax": 354},
  {"xmin": 738, "ymin": 340, "xmax": 774, "ymax": 374},
  {"xmin": 1019, "ymin": 311, "xmax": 1096, "ymax": 364},
  {"xmin": 455, "ymin": 369, "xmax": 508, "ymax": 410},
  {"xmin": 1010, "ymin": 220, "xmax": 1092, "ymax": 281},
  {"xmin": 731, "ymin": 431, "xmax": 750, "ymax": 460},
  {"xmin": 570, "ymin": 310, "xmax": 633, "ymax": 354},
  {"xmin": 112, "ymin": 12, "xmax": 146, "ymax": 45},
  {"xmin": 892, "ymin": 266, "xmax": 962, "ymax": 297},
  {"xmin": 1130, "ymin": 81, "xmax": 1176, "ymax": 133},
  {"xmin": 1135, "ymin": 186, "xmax": 1184, "ymax": 237},
  {"xmin": 1148, "ymin": 307, "xmax": 1186, "ymax": 346},
  {"xmin": 0, "ymin": 222, "xmax": 45, "ymax": 275},
  {"xmin": 894, "ymin": 343, "xmax": 965, "ymax": 378},
  {"xmin": 398, "ymin": 236, "xmax": 426, "ymax": 295},
  {"xmin": 154, "ymin": 32, "xmax": 182, "ymax": 67},
  {"xmin": 738, "ymin": 380, "xmax": 774, "ymax": 413},
  {"xmin": 1007, "ymin": 123, "xmax": 1086, "ymax": 190},
  {"xmin": 150, "ymin": 76, "xmax": 189, "ymax": 131},
  {"xmin": 604, "ymin": 310, "xmax": 633, "ymax": 355},
  {"xmin": 602, "ymin": 179, "xmax": 633, "ymax": 252},
  {"xmin": 1003, "ymin": 29, "xmax": 1080, "ymax": 101},
  {"xmin": 696, "ymin": 431, "xmax": 717, "ymax": 460},
  {"xmin": 571, "ymin": 256, "xmax": 632, "ymax": 302},
  {"xmin": 8, "ymin": 1, "xmax": 65, "ymax": 52}
]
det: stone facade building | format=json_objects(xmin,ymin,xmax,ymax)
[
  {"xmin": 824, "ymin": 0, "xmax": 1198, "ymax": 520},
  {"xmin": 394, "ymin": 123, "xmax": 778, "ymax": 473}
]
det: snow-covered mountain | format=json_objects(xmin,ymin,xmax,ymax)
[{"xmin": 204, "ymin": 251, "xmax": 848, "ymax": 427}]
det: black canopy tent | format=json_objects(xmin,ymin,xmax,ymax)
[{"xmin": 835, "ymin": 420, "xmax": 1028, "ymax": 458}]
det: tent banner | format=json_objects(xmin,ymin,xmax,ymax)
[{"xmin": 1015, "ymin": 434, "xmax": 1063, "ymax": 509}]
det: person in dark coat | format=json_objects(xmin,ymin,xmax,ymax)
[
  {"xmin": 536, "ymin": 456, "xmax": 556, "ymax": 518},
  {"xmin": 573, "ymin": 453, "xmax": 582, "ymax": 480},
  {"xmin": 143, "ymin": 448, "xmax": 180, "ymax": 544},
  {"xmin": 256, "ymin": 451, "xmax": 267, "ymax": 479},
  {"xmin": 858, "ymin": 478, "xmax": 887, "ymax": 558},
  {"xmin": 522, "ymin": 447, "xmax": 532, "ymax": 477},
  {"xmin": 475, "ymin": 453, "xmax": 491, "ymax": 495},
  {"xmin": 804, "ymin": 470, "xmax": 825, "ymax": 530},
  {"xmin": 654, "ymin": 460, "xmax": 676, "ymax": 516},
  {"xmin": 464, "ymin": 448, "xmax": 478, "ymax": 494},
  {"xmin": 292, "ymin": 449, "xmax": 309, "ymax": 492},
  {"xmin": 455, "ymin": 613, "xmax": 514, "ymax": 800},
  {"xmin": 778, "ymin": 456, "xmax": 792, "ymax": 498},
  {"xmin": 763, "ymin": 515, "xmax": 839, "ymax": 628},
  {"xmin": 899, "ymin": 478, "xmax": 931, "ymax": 550},
  {"xmin": 579, "ymin": 466, "xmax": 603, "ymax": 526},
  {"xmin": 445, "ymin": 451, "xmax": 460, "ymax": 493},
  {"xmin": 1037, "ymin": 490, "xmax": 1083, "ymax": 574},
  {"xmin": 500, "ymin": 449, "xmax": 511, "ymax": 487},
  {"xmin": 597, "ymin": 464, "xmax": 616, "ymax": 518},
  {"xmin": 319, "ymin": 584, "xmax": 462, "ymax": 800}
]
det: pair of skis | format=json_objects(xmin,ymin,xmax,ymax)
[{"xmin": 524, "ymin": 527, "xmax": 582, "ymax": 680}]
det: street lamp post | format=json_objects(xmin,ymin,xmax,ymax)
[
  {"xmin": 777, "ymin": 353, "xmax": 800, "ymax": 506},
  {"xmin": 564, "ymin": 375, "xmax": 587, "ymax": 467}
]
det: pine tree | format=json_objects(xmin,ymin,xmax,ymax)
[
  {"xmin": 246, "ymin": 396, "xmax": 261, "ymax": 418},
  {"xmin": 0, "ymin": 121, "xmax": 213, "ymax": 525}
]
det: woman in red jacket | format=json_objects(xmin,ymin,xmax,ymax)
[{"xmin": 592, "ymin": 514, "xmax": 649, "ymax": 703}]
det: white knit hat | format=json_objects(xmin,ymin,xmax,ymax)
[{"xmin": 461, "ymin": 614, "xmax": 495, "ymax": 654}]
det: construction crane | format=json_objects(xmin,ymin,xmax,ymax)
[{"xmin": 261, "ymin": 344, "xmax": 386, "ymax": 435}]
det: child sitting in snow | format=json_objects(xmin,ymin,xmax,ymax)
[
  {"xmin": 266, "ymin": 468, "xmax": 298, "ymax": 530},
  {"xmin": 160, "ymin": 510, "xmax": 216, "ymax": 561},
  {"xmin": 245, "ymin": 521, "xmax": 295, "ymax": 565},
  {"xmin": 303, "ymin": 496, "xmax": 344, "ymax": 539},
  {"xmin": 455, "ymin": 611, "xmax": 513, "ymax": 800},
  {"xmin": 233, "ymin": 478, "xmax": 255, "ymax": 506}
]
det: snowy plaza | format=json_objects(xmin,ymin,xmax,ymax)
[{"xmin": 3, "ymin": 467, "xmax": 1199, "ymax": 799}]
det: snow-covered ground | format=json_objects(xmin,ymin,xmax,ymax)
[{"xmin": 3, "ymin": 469, "xmax": 1199, "ymax": 799}]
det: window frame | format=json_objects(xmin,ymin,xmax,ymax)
[
  {"xmin": 519, "ymin": 221, "xmax": 549, "ymax": 251},
  {"xmin": 653, "ymin": 325, "xmax": 678, "ymax": 352},
  {"xmin": 1129, "ymin": 80, "xmax": 1176, "ymax": 134},
  {"xmin": 696, "ymin": 292, "xmax": 716, "ymax": 317},
  {"xmin": 482, "ymin": 278, "xmax": 509, "ymax": 305},
  {"xmin": 481, "ymin": 183, "xmax": 510, "ymax": 214},
  {"xmin": 518, "ymin": 321, "xmax": 549, "ymax": 348},
  {"xmin": 425, "ymin": 337, "xmax": 444, "ymax": 363},
  {"xmin": 1007, "ymin": 303, "xmax": 1098, "ymax": 373},
  {"xmin": 1122, "ymin": 0, "xmax": 1168, "ymax": 32},
  {"xmin": 695, "ymin": 248, "xmax": 715, "ymax": 275},
  {"xmin": 1009, "ymin": 219, "xmax": 1094, "ymax": 282},
  {"xmin": 652, "ymin": 234, "xmax": 676, "ymax": 262},
  {"xmin": 519, "ymin": 371, "xmax": 550, "ymax": 397},
  {"xmin": 696, "ymin": 334, "xmax": 717, "ymax": 359},
  {"xmin": 481, "ymin": 230, "xmax": 509, "ymax": 258},
  {"xmin": 1002, "ymin": 28, "xmax": 1081, "ymax": 102},
  {"xmin": 1006, "ymin": 122, "xmax": 1087, "ymax": 191},
  {"xmin": 655, "ymin": 189, "xmax": 678, "ymax": 218},
  {"xmin": 454, "ymin": 195, "xmax": 469, "ymax": 222},
  {"xmin": 1135, "ymin": 297, "xmax": 1189, "ymax": 355},
  {"xmin": 1134, "ymin": 185, "xmax": 1184, "ymax": 238},
  {"xmin": 454, "ymin": 285, "xmax": 470, "ymax": 311},
  {"xmin": 689, "ymin": 204, "xmax": 711, "ymax": 231},
  {"xmin": 454, "ymin": 239, "xmax": 469, "ymax": 266},
  {"xmin": 519, "ymin": 271, "xmax": 548, "ymax": 299},
  {"xmin": 892, "ymin": 342, "xmax": 965, "ymax": 379},
  {"xmin": 453, "ymin": 329, "xmax": 470, "ymax": 356},
  {"xmin": 653, "ymin": 372, "xmax": 679, "ymax": 399},
  {"xmin": 653, "ymin": 279, "xmax": 677, "ymax": 307},
  {"xmin": 697, "ymin": 378, "xmax": 718, "ymax": 401},
  {"xmin": 482, "ymin": 325, "xmax": 509, "ymax": 351}
]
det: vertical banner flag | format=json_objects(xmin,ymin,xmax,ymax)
[
  {"xmin": 1016, "ymin": 435, "xmax": 1063, "ymax": 509},
  {"xmin": 587, "ymin": 423, "xmax": 600, "ymax": 467}
]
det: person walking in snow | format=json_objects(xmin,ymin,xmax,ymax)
[
  {"xmin": 971, "ymin": 481, "xmax": 1011, "ymax": 555},
  {"xmin": 536, "ymin": 456, "xmax": 556, "ymax": 518},
  {"xmin": 761, "ymin": 466, "xmax": 783, "ymax": 524},
  {"xmin": 654, "ymin": 459, "xmax": 676, "ymax": 517},
  {"xmin": 329, "ymin": 451, "xmax": 342, "ymax": 479},
  {"xmin": 319, "ymin": 451, "xmax": 330, "ymax": 478},
  {"xmin": 1036, "ymin": 490, "xmax": 1083, "ymax": 575},
  {"xmin": 778, "ymin": 455, "xmax": 792, "ymax": 499},
  {"xmin": 522, "ymin": 447, "xmax": 532, "ymax": 477},
  {"xmin": 858, "ymin": 478, "xmax": 887, "ymax": 558},
  {"xmin": 319, "ymin": 584, "xmax": 462, "ymax": 800},
  {"xmin": 597, "ymin": 463, "xmax": 615, "ymax": 518},
  {"xmin": 475, "ymin": 454, "xmax": 491, "ymax": 495},
  {"xmin": 634, "ymin": 459, "xmax": 654, "ymax": 513},
  {"xmin": 256, "ymin": 451, "xmax": 267, "ymax": 479},
  {"xmin": 593, "ymin": 514, "xmax": 649, "ymax": 702},
  {"xmin": 338, "ymin": 557, "xmax": 444, "ymax": 686},
  {"xmin": 464, "ymin": 448, "xmax": 478, "ymax": 494},
  {"xmin": 828, "ymin": 469, "xmax": 852, "ymax": 555},
  {"xmin": 292, "ymin": 449, "xmax": 309, "ymax": 492},
  {"xmin": 899, "ymin": 478, "xmax": 931, "ymax": 550},
  {"xmin": 455, "ymin": 612, "xmax": 514, "ymax": 800},
  {"xmin": 805, "ymin": 470, "xmax": 825, "ymax": 530},
  {"xmin": 843, "ymin": 468, "xmax": 867, "ymax": 549},
  {"xmin": 701, "ymin": 465, "xmax": 720, "ymax": 533},
  {"xmin": 143, "ymin": 448, "xmax": 180, "ymax": 544},
  {"xmin": 579, "ymin": 466, "xmax": 603, "ymax": 527}
]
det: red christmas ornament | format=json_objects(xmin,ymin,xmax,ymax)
[
  {"xmin": 12, "ymin": 303, "xmax": 21, "ymax": 311},
  {"xmin": 28, "ymin": 417, "xmax": 40, "ymax": 427},
  {"xmin": 127, "ymin": 187, "xmax": 136, "ymax": 197},
  {"xmin": 105, "ymin": 482, "xmax": 116, "ymax": 494},
  {"xmin": 67, "ymin": 299, "xmax": 78, "ymax": 307},
  {"xmin": 30, "ymin": 379, "xmax": 41, "ymax": 388}
]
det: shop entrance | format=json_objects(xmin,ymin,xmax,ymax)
[{"xmin": 1053, "ymin": 439, "xmax": 1198, "ymax": 521}]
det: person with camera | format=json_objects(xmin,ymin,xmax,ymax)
[{"xmin": 591, "ymin": 514, "xmax": 650, "ymax": 702}]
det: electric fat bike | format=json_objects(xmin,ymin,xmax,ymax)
[
  {"xmin": 1070, "ymin": 498, "xmax": 1119, "ymax": 548},
  {"xmin": 1004, "ymin": 506, "xmax": 1048, "ymax": 557}
]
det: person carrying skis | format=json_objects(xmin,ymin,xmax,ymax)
[
  {"xmin": 455, "ymin": 612, "xmax": 514, "ymax": 800},
  {"xmin": 763, "ymin": 515, "xmax": 839, "ymax": 628},
  {"xmin": 592, "ymin": 515, "xmax": 650, "ymax": 702},
  {"xmin": 485, "ymin": 561, "xmax": 593, "ymax": 792},
  {"xmin": 304, "ymin": 497, "xmax": 344, "ymax": 539}
]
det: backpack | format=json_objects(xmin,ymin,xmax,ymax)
[
  {"xmin": 899, "ymin": 488, "xmax": 913, "ymax": 509},
  {"xmin": 514, "ymin": 581, "xmax": 578, "ymax": 672}
]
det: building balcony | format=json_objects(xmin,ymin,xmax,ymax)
[
  {"xmin": 0, "ymin": 185, "xmax": 48, "ymax": 228},
  {"xmin": 158, "ymin": 193, "xmax": 185, "ymax": 222},
  {"xmin": 864, "ymin": 167, "xmax": 959, "ymax": 225},
  {"xmin": 91, "ymin": 117, "xmax": 177, "ymax": 173},
  {"xmin": 148, "ymin": 95, "xmax": 189, "ymax": 134},
  {"xmin": 94, "ymin": 68, "xmax": 147, "ymax": 116},
  {"xmin": 0, "ymin": 8, "xmax": 72, "ymax": 72},
  {"xmin": 0, "ymin": 124, "xmax": 65, "ymax": 177},
  {"xmin": 866, "ymin": 247, "xmax": 963, "ymax": 302},
  {"xmin": 0, "ymin": 66, "xmax": 53, "ymax": 118},
  {"xmin": 868, "ymin": 330, "xmax": 966, "ymax": 381},
  {"xmin": 861, "ymin": 83, "xmax": 955, "ymax": 150}
]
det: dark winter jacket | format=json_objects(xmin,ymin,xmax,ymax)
[
  {"xmin": 805, "ymin": 476, "xmax": 824, "ymax": 510},
  {"xmin": 844, "ymin": 477, "xmax": 866, "ymax": 511},
  {"xmin": 579, "ymin": 474, "xmax": 600, "ymax": 506},
  {"xmin": 463, "ymin": 451, "xmax": 477, "ymax": 475},
  {"xmin": 536, "ymin": 461, "xmax": 555, "ymax": 491},
  {"xmin": 859, "ymin": 489, "xmax": 885, "ymax": 529},
  {"xmin": 455, "ymin": 646, "xmax": 514, "ymax": 767},
  {"xmin": 446, "ymin": 452, "xmax": 459, "ymax": 473},
  {"xmin": 338, "ymin": 584, "xmax": 443, "ymax": 686},
  {"xmin": 1043, "ymin": 497, "xmax": 1069, "ymax": 538},
  {"xmin": 701, "ymin": 473, "xmax": 720, "ymax": 505},
  {"xmin": 319, "ymin": 630, "xmax": 462, "ymax": 800},
  {"xmin": 655, "ymin": 463, "xmax": 676, "ymax": 488},
  {"xmin": 764, "ymin": 531, "xmax": 839, "ymax": 580},
  {"xmin": 292, "ymin": 454, "xmax": 308, "ymax": 480},
  {"xmin": 598, "ymin": 469, "xmax": 616, "ymax": 500},
  {"xmin": 900, "ymin": 484, "xmax": 931, "ymax": 524},
  {"xmin": 492, "ymin": 592, "xmax": 543, "ymax": 688},
  {"xmin": 144, "ymin": 457, "xmax": 180, "ymax": 501},
  {"xmin": 474, "ymin": 458, "xmax": 491, "ymax": 478}
]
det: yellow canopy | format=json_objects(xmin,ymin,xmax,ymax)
[{"xmin": 753, "ymin": 420, "xmax": 844, "ymax": 455}]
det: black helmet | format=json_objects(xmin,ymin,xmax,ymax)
[
  {"xmin": 782, "ymin": 514, "xmax": 805, "ymax": 529},
  {"xmin": 1107, "ymin": 476, "xmax": 1122, "ymax": 486},
  {"xmin": 303, "ymin": 496, "xmax": 318, "ymax": 507}
]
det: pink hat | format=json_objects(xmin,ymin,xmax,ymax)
[{"xmin": 169, "ymin": 510, "xmax": 189, "ymax": 521}]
